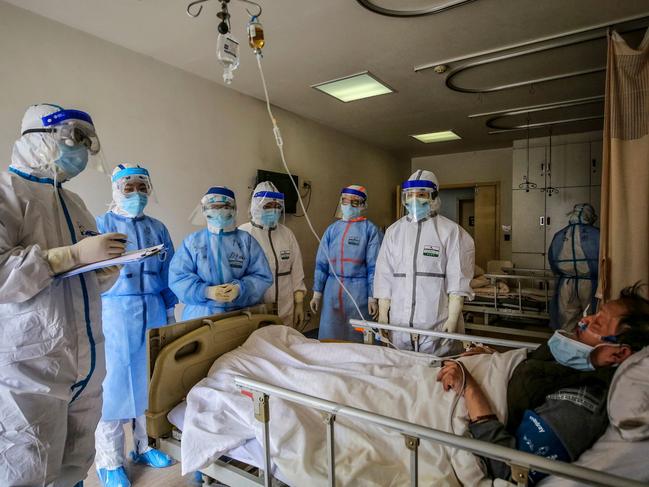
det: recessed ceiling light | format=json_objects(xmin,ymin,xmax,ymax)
[
  {"xmin": 411, "ymin": 130, "xmax": 461, "ymax": 143},
  {"xmin": 311, "ymin": 71, "xmax": 394, "ymax": 102}
]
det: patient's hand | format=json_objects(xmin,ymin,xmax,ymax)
[
  {"xmin": 436, "ymin": 361, "xmax": 476, "ymax": 394},
  {"xmin": 461, "ymin": 345, "xmax": 496, "ymax": 357}
]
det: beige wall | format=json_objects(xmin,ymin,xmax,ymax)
[
  {"xmin": 0, "ymin": 2, "xmax": 408, "ymax": 299},
  {"xmin": 412, "ymin": 147, "xmax": 513, "ymax": 260}
]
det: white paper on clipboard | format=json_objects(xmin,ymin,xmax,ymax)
[{"xmin": 55, "ymin": 244, "xmax": 165, "ymax": 279}]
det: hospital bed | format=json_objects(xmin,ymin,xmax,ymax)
[
  {"xmin": 464, "ymin": 268, "xmax": 557, "ymax": 340},
  {"xmin": 145, "ymin": 311, "xmax": 647, "ymax": 487}
]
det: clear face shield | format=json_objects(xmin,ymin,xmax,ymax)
[
  {"xmin": 335, "ymin": 188, "xmax": 367, "ymax": 221},
  {"xmin": 24, "ymin": 108, "xmax": 109, "ymax": 177},
  {"xmin": 251, "ymin": 190, "xmax": 285, "ymax": 228},
  {"xmin": 401, "ymin": 180, "xmax": 439, "ymax": 222},
  {"xmin": 190, "ymin": 189, "xmax": 237, "ymax": 230},
  {"xmin": 113, "ymin": 169, "xmax": 153, "ymax": 197},
  {"xmin": 111, "ymin": 166, "xmax": 156, "ymax": 216}
]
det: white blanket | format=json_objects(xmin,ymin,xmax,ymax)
[{"xmin": 181, "ymin": 325, "xmax": 527, "ymax": 486}]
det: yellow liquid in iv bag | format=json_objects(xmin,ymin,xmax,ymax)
[{"xmin": 248, "ymin": 21, "xmax": 265, "ymax": 50}]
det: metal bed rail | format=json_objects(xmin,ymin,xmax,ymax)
[
  {"xmin": 235, "ymin": 376, "xmax": 646, "ymax": 487},
  {"xmin": 467, "ymin": 272, "xmax": 556, "ymax": 317},
  {"xmin": 349, "ymin": 319, "xmax": 540, "ymax": 350}
]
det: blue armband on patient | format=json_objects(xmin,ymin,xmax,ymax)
[{"xmin": 515, "ymin": 409, "xmax": 571, "ymax": 485}]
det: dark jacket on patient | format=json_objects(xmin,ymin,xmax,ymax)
[{"xmin": 469, "ymin": 343, "xmax": 615, "ymax": 482}]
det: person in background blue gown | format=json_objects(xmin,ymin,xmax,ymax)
[
  {"xmin": 548, "ymin": 203, "xmax": 600, "ymax": 331},
  {"xmin": 310, "ymin": 185, "xmax": 383, "ymax": 342},
  {"xmin": 94, "ymin": 164, "xmax": 177, "ymax": 487}
]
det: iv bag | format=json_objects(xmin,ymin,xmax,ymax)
[
  {"xmin": 247, "ymin": 17, "xmax": 265, "ymax": 52},
  {"xmin": 216, "ymin": 33, "xmax": 240, "ymax": 84}
]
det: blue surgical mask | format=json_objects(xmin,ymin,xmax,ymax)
[
  {"xmin": 341, "ymin": 205, "xmax": 362, "ymax": 221},
  {"xmin": 548, "ymin": 330, "xmax": 595, "ymax": 371},
  {"xmin": 55, "ymin": 142, "xmax": 88, "ymax": 179},
  {"xmin": 260, "ymin": 208, "xmax": 282, "ymax": 227},
  {"xmin": 205, "ymin": 208, "xmax": 235, "ymax": 230},
  {"xmin": 120, "ymin": 193, "xmax": 148, "ymax": 217},
  {"xmin": 405, "ymin": 198, "xmax": 431, "ymax": 221}
]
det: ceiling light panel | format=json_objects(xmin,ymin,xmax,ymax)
[
  {"xmin": 312, "ymin": 72, "xmax": 394, "ymax": 102},
  {"xmin": 411, "ymin": 130, "xmax": 461, "ymax": 143}
]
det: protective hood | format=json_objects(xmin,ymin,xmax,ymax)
[
  {"xmin": 250, "ymin": 181, "xmax": 285, "ymax": 228},
  {"xmin": 109, "ymin": 163, "xmax": 153, "ymax": 217},
  {"xmin": 405, "ymin": 169, "xmax": 441, "ymax": 214},
  {"xmin": 568, "ymin": 203, "xmax": 597, "ymax": 225},
  {"xmin": 11, "ymin": 104, "xmax": 66, "ymax": 180}
]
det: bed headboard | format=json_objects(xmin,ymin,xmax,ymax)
[{"xmin": 145, "ymin": 307, "xmax": 283, "ymax": 438}]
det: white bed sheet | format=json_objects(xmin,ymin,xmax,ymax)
[
  {"xmin": 168, "ymin": 400, "xmax": 287, "ymax": 481},
  {"xmin": 180, "ymin": 325, "xmax": 527, "ymax": 486}
]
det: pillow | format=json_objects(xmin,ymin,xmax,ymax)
[
  {"xmin": 607, "ymin": 346, "xmax": 649, "ymax": 440},
  {"xmin": 167, "ymin": 400, "xmax": 187, "ymax": 431},
  {"xmin": 537, "ymin": 426, "xmax": 649, "ymax": 486}
]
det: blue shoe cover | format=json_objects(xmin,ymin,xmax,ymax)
[
  {"xmin": 130, "ymin": 448, "xmax": 173, "ymax": 468},
  {"xmin": 97, "ymin": 467, "xmax": 131, "ymax": 487},
  {"xmin": 192, "ymin": 471, "xmax": 204, "ymax": 484}
]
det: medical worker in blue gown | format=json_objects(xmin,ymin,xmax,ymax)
[
  {"xmin": 169, "ymin": 186, "xmax": 273, "ymax": 320},
  {"xmin": 94, "ymin": 164, "xmax": 177, "ymax": 487},
  {"xmin": 310, "ymin": 185, "xmax": 383, "ymax": 342},
  {"xmin": 548, "ymin": 203, "xmax": 600, "ymax": 331}
]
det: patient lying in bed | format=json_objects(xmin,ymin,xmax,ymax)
[
  {"xmin": 438, "ymin": 284, "xmax": 649, "ymax": 485},
  {"xmin": 180, "ymin": 324, "xmax": 527, "ymax": 486}
]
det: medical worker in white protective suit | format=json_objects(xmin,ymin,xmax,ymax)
[
  {"xmin": 0, "ymin": 104, "xmax": 126, "ymax": 486},
  {"xmin": 239, "ymin": 181, "xmax": 307, "ymax": 327},
  {"xmin": 373, "ymin": 170, "xmax": 475, "ymax": 355},
  {"xmin": 94, "ymin": 164, "xmax": 177, "ymax": 487}
]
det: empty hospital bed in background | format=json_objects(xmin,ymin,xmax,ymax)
[
  {"xmin": 464, "ymin": 262, "xmax": 556, "ymax": 340},
  {"xmin": 145, "ymin": 311, "xmax": 648, "ymax": 487}
]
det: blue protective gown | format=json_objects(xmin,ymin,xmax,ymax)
[
  {"xmin": 548, "ymin": 223, "xmax": 600, "ymax": 330},
  {"xmin": 96, "ymin": 212, "xmax": 178, "ymax": 421},
  {"xmin": 314, "ymin": 219, "xmax": 383, "ymax": 342},
  {"xmin": 169, "ymin": 228, "xmax": 273, "ymax": 320}
]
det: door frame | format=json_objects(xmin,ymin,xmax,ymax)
[{"xmin": 441, "ymin": 181, "xmax": 501, "ymax": 259}]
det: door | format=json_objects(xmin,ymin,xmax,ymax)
[
  {"xmin": 474, "ymin": 185, "xmax": 498, "ymax": 270},
  {"xmin": 512, "ymin": 189, "xmax": 546, "ymax": 253},
  {"xmin": 459, "ymin": 199, "xmax": 475, "ymax": 238},
  {"xmin": 548, "ymin": 142, "xmax": 590, "ymax": 188}
]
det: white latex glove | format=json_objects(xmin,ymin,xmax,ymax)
[
  {"xmin": 95, "ymin": 265, "xmax": 121, "ymax": 292},
  {"xmin": 377, "ymin": 298, "xmax": 391, "ymax": 343},
  {"xmin": 368, "ymin": 298, "xmax": 379, "ymax": 320},
  {"xmin": 46, "ymin": 233, "xmax": 127, "ymax": 274},
  {"xmin": 442, "ymin": 294, "xmax": 465, "ymax": 333},
  {"xmin": 378, "ymin": 298, "xmax": 391, "ymax": 324},
  {"xmin": 309, "ymin": 291, "xmax": 322, "ymax": 314},
  {"xmin": 293, "ymin": 291, "xmax": 305, "ymax": 328},
  {"xmin": 206, "ymin": 283, "xmax": 240, "ymax": 303},
  {"xmin": 166, "ymin": 308, "xmax": 176, "ymax": 325}
]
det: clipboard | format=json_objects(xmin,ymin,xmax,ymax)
[{"xmin": 56, "ymin": 244, "xmax": 165, "ymax": 279}]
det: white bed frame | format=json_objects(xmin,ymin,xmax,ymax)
[{"xmin": 146, "ymin": 312, "xmax": 645, "ymax": 487}]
